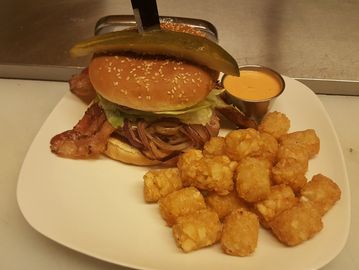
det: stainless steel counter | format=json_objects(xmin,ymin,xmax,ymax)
[{"xmin": 1, "ymin": 0, "xmax": 359, "ymax": 94}]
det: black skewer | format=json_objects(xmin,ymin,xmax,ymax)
[{"xmin": 130, "ymin": 0, "xmax": 161, "ymax": 33}]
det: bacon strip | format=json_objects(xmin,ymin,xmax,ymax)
[
  {"xmin": 69, "ymin": 68, "xmax": 97, "ymax": 104},
  {"xmin": 216, "ymin": 106, "xmax": 257, "ymax": 129},
  {"xmin": 50, "ymin": 103, "xmax": 115, "ymax": 158},
  {"xmin": 50, "ymin": 101, "xmax": 220, "ymax": 162}
]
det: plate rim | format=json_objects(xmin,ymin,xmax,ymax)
[{"xmin": 16, "ymin": 76, "xmax": 351, "ymax": 270}]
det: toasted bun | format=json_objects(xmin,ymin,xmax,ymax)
[
  {"xmin": 104, "ymin": 137, "xmax": 161, "ymax": 166},
  {"xmin": 89, "ymin": 55, "xmax": 217, "ymax": 111}
]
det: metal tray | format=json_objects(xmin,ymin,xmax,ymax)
[{"xmin": 95, "ymin": 15, "xmax": 218, "ymax": 42}]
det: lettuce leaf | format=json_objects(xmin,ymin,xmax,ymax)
[{"xmin": 97, "ymin": 89, "xmax": 227, "ymax": 128}]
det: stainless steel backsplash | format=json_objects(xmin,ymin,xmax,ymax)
[{"xmin": 0, "ymin": 0, "xmax": 358, "ymax": 94}]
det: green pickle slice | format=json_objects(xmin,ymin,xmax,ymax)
[{"xmin": 70, "ymin": 30, "xmax": 239, "ymax": 75}]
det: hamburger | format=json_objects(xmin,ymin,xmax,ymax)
[{"xmin": 50, "ymin": 23, "xmax": 248, "ymax": 165}]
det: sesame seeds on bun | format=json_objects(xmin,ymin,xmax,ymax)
[{"xmin": 89, "ymin": 54, "xmax": 217, "ymax": 111}]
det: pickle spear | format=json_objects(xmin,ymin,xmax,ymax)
[{"xmin": 70, "ymin": 30, "xmax": 239, "ymax": 75}]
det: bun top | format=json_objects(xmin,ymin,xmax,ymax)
[
  {"xmin": 88, "ymin": 22, "xmax": 217, "ymax": 112},
  {"xmin": 89, "ymin": 55, "xmax": 217, "ymax": 111}
]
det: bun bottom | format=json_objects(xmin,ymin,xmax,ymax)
[{"xmin": 104, "ymin": 137, "xmax": 161, "ymax": 166}]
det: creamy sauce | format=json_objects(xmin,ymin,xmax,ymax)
[{"xmin": 223, "ymin": 70, "xmax": 282, "ymax": 101}]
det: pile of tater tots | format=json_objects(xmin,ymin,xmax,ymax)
[{"xmin": 143, "ymin": 111, "xmax": 341, "ymax": 256}]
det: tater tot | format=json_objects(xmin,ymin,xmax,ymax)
[
  {"xmin": 205, "ymin": 191, "xmax": 248, "ymax": 220},
  {"xmin": 277, "ymin": 143, "xmax": 309, "ymax": 167},
  {"xmin": 158, "ymin": 187, "xmax": 206, "ymax": 226},
  {"xmin": 300, "ymin": 174, "xmax": 341, "ymax": 216},
  {"xmin": 254, "ymin": 132, "xmax": 279, "ymax": 164},
  {"xmin": 177, "ymin": 149, "xmax": 204, "ymax": 187},
  {"xmin": 236, "ymin": 157, "xmax": 271, "ymax": 203},
  {"xmin": 203, "ymin": 136, "xmax": 226, "ymax": 157},
  {"xmin": 172, "ymin": 209, "xmax": 222, "ymax": 252},
  {"xmin": 178, "ymin": 151, "xmax": 237, "ymax": 195},
  {"xmin": 258, "ymin": 111, "xmax": 290, "ymax": 139},
  {"xmin": 224, "ymin": 128, "xmax": 263, "ymax": 161},
  {"xmin": 143, "ymin": 168, "xmax": 183, "ymax": 203},
  {"xmin": 253, "ymin": 184, "xmax": 298, "ymax": 228},
  {"xmin": 269, "ymin": 201, "xmax": 323, "ymax": 246},
  {"xmin": 272, "ymin": 158, "xmax": 308, "ymax": 192},
  {"xmin": 279, "ymin": 129, "xmax": 320, "ymax": 159},
  {"xmin": 177, "ymin": 149, "xmax": 203, "ymax": 181},
  {"xmin": 221, "ymin": 209, "xmax": 259, "ymax": 256}
]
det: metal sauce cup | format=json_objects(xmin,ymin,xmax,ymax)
[{"xmin": 221, "ymin": 65, "xmax": 285, "ymax": 123}]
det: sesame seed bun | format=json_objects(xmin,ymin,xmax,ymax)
[
  {"xmin": 88, "ymin": 55, "xmax": 217, "ymax": 111},
  {"xmin": 89, "ymin": 23, "xmax": 219, "ymax": 166}
]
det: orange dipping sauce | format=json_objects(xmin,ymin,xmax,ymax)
[{"xmin": 223, "ymin": 69, "xmax": 283, "ymax": 101}]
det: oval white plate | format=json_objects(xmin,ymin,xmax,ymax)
[{"xmin": 17, "ymin": 76, "xmax": 350, "ymax": 270}]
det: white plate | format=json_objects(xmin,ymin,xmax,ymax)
[{"xmin": 17, "ymin": 76, "xmax": 350, "ymax": 270}]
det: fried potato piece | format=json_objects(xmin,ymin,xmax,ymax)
[
  {"xmin": 258, "ymin": 111, "xmax": 290, "ymax": 139},
  {"xmin": 158, "ymin": 187, "xmax": 206, "ymax": 226},
  {"xmin": 177, "ymin": 149, "xmax": 203, "ymax": 170},
  {"xmin": 143, "ymin": 168, "xmax": 183, "ymax": 203},
  {"xmin": 224, "ymin": 128, "xmax": 264, "ymax": 161},
  {"xmin": 279, "ymin": 129, "xmax": 320, "ymax": 159},
  {"xmin": 272, "ymin": 158, "xmax": 308, "ymax": 192},
  {"xmin": 221, "ymin": 209, "xmax": 260, "ymax": 256},
  {"xmin": 253, "ymin": 184, "xmax": 298, "ymax": 228},
  {"xmin": 203, "ymin": 136, "xmax": 226, "ymax": 157},
  {"xmin": 177, "ymin": 149, "xmax": 203, "ymax": 184},
  {"xmin": 236, "ymin": 157, "xmax": 271, "ymax": 203},
  {"xmin": 172, "ymin": 209, "xmax": 222, "ymax": 252},
  {"xmin": 300, "ymin": 174, "xmax": 341, "ymax": 216},
  {"xmin": 277, "ymin": 143, "xmax": 309, "ymax": 166},
  {"xmin": 269, "ymin": 201, "xmax": 323, "ymax": 246},
  {"xmin": 254, "ymin": 132, "xmax": 279, "ymax": 164},
  {"xmin": 178, "ymin": 150, "xmax": 237, "ymax": 195},
  {"xmin": 205, "ymin": 191, "xmax": 248, "ymax": 220}
]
